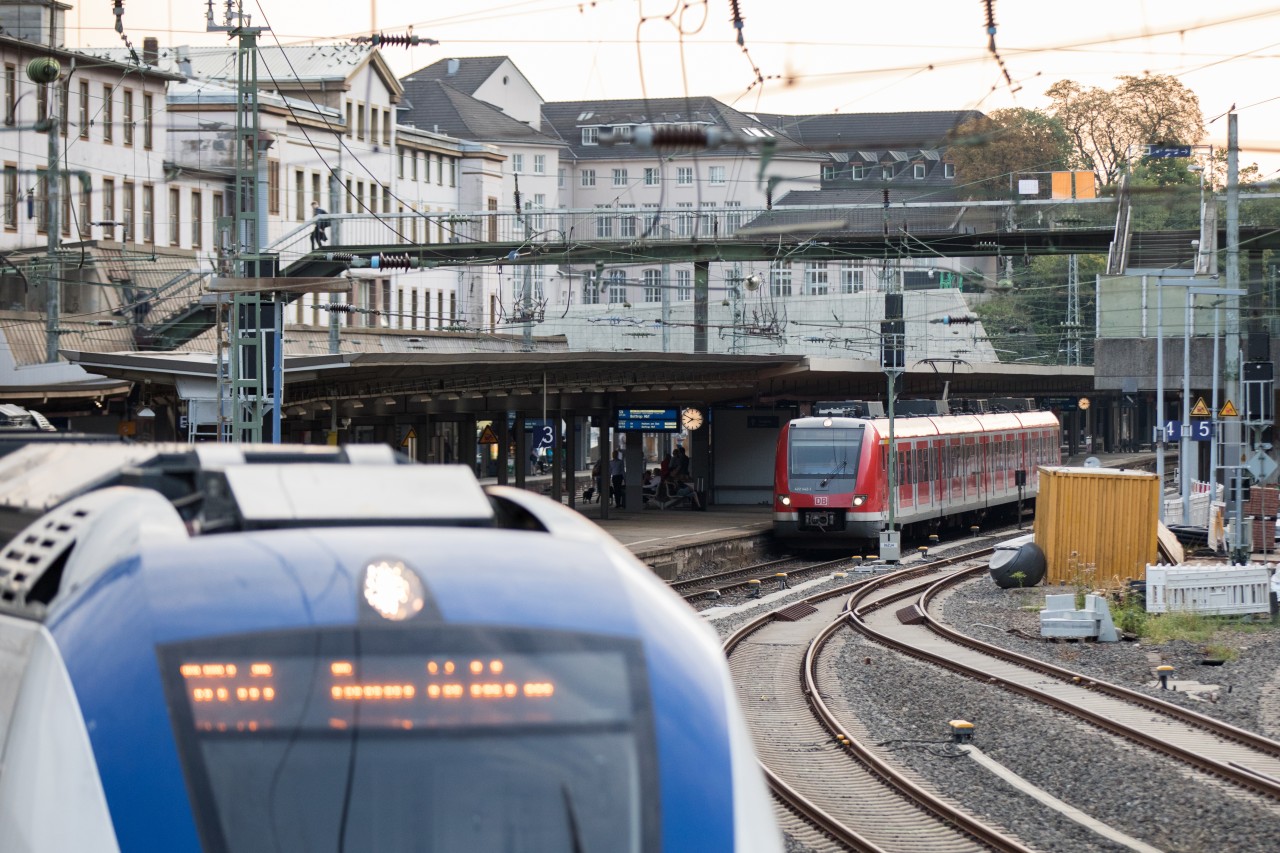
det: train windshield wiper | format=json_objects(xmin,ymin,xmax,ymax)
[{"xmin": 819, "ymin": 460, "xmax": 847, "ymax": 487}]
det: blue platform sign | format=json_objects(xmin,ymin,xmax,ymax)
[
  {"xmin": 1164, "ymin": 420, "xmax": 1214, "ymax": 441},
  {"xmin": 1145, "ymin": 144, "xmax": 1193, "ymax": 158},
  {"xmin": 616, "ymin": 408, "xmax": 680, "ymax": 432}
]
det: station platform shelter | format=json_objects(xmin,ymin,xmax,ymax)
[{"xmin": 64, "ymin": 348, "xmax": 1112, "ymax": 518}]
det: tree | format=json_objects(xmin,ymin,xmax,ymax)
[
  {"xmin": 946, "ymin": 108, "xmax": 1071, "ymax": 200},
  {"xmin": 1047, "ymin": 74, "xmax": 1204, "ymax": 187},
  {"xmin": 974, "ymin": 254, "xmax": 1105, "ymax": 364}
]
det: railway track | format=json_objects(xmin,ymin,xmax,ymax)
[
  {"xmin": 849, "ymin": 560, "xmax": 1280, "ymax": 802},
  {"xmin": 724, "ymin": 559, "xmax": 1033, "ymax": 852}
]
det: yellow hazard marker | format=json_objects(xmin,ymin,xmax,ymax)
[
  {"xmin": 1220, "ymin": 400, "xmax": 1239, "ymax": 418},
  {"xmin": 1190, "ymin": 397, "xmax": 1210, "ymax": 417}
]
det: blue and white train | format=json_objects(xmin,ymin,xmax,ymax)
[{"xmin": 0, "ymin": 443, "xmax": 780, "ymax": 852}]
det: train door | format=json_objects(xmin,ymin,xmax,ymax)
[
  {"xmin": 964, "ymin": 437, "xmax": 977, "ymax": 500},
  {"xmin": 950, "ymin": 439, "xmax": 961, "ymax": 504},
  {"xmin": 936, "ymin": 440, "xmax": 947, "ymax": 505},
  {"xmin": 897, "ymin": 444, "xmax": 913, "ymax": 510},
  {"xmin": 915, "ymin": 441, "xmax": 931, "ymax": 505}
]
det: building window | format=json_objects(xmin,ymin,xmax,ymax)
[
  {"xmin": 357, "ymin": 102, "xmax": 366, "ymax": 140},
  {"xmin": 852, "ymin": 163, "xmax": 866, "ymax": 180},
  {"xmin": 383, "ymin": 109, "xmax": 391, "ymax": 146},
  {"xmin": 724, "ymin": 200, "xmax": 742, "ymax": 233},
  {"xmin": 512, "ymin": 153, "xmax": 524, "ymax": 174},
  {"xmin": 102, "ymin": 85, "xmax": 113, "ymax": 143},
  {"xmin": 142, "ymin": 183, "xmax": 154, "ymax": 243},
  {"xmin": 437, "ymin": 154, "xmax": 444, "ymax": 185},
  {"xmin": 581, "ymin": 126, "xmax": 598, "ymax": 145},
  {"xmin": 534, "ymin": 154, "xmax": 546, "ymax": 174},
  {"xmin": 102, "ymin": 178, "xmax": 115, "ymax": 240},
  {"xmin": 448, "ymin": 158, "xmax": 456, "ymax": 186},
  {"xmin": 612, "ymin": 168, "xmax": 627, "ymax": 187},
  {"xmin": 398, "ymin": 148, "xmax": 405, "ymax": 179},
  {"xmin": 410, "ymin": 150, "xmax": 418, "ymax": 181},
  {"xmin": 143, "ymin": 92, "xmax": 153, "ymax": 149},
  {"xmin": 78, "ymin": 178, "xmax": 89, "ymax": 238},
  {"xmin": 677, "ymin": 167, "xmax": 693, "ymax": 186},
  {"xmin": 2, "ymin": 164, "xmax": 15, "ymax": 230},
  {"xmin": 78, "ymin": 80, "xmax": 88, "ymax": 139},
  {"xmin": 675, "ymin": 202, "xmax": 693, "ymax": 236},
  {"xmin": 619, "ymin": 206, "xmax": 636, "ymax": 238},
  {"xmin": 644, "ymin": 167, "xmax": 659, "ymax": 186},
  {"xmin": 582, "ymin": 273, "xmax": 599, "ymax": 305},
  {"xmin": 643, "ymin": 269, "xmax": 661, "ymax": 303},
  {"xmin": 614, "ymin": 125, "xmax": 633, "ymax": 143},
  {"xmin": 770, "ymin": 261, "xmax": 792, "ymax": 297},
  {"xmin": 607, "ymin": 270, "xmax": 627, "ymax": 304},
  {"xmin": 699, "ymin": 202, "xmax": 716, "ymax": 237},
  {"xmin": 839, "ymin": 261, "xmax": 864, "ymax": 294},
  {"xmin": 122, "ymin": 181, "xmax": 135, "ymax": 242},
  {"xmin": 267, "ymin": 160, "xmax": 280, "ymax": 214},
  {"xmin": 312, "ymin": 173, "xmax": 322, "ymax": 207},
  {"xmin": 709, "ymin": 165, "xmax": 726, "ymax": 185},
  {"xmin": 913, "ymin": 163, "xmax": 926, "ymax": 179},
  {"xmin": 295, "ymin": 170, "xmax": 305, "ymax": 220},
  {"xmin": 4, "ymin": 65, "xmax": 14, "ymax": 124},
  {"xmin": 35, "ymin": 169, "xmax": 47, "ymax": 233},
  {"xmin": 595, "ymin": 205, "xmax": 613, "ymax": 238},
  {"xmin": 122, "ymin": 89, "xmax": 133, "ymax": 145},
  {"xmin": 804, "ymin": 262, "xmax": 828, "ymax": 296},
  {"xmin": 60, "ymin": 175, "xmax": 70, "ymax": 236},
  {"xmin": 943, "ymin": 162, "xmax": 955, "ymax": 179},
  {"xmin": 881, "ymin": 165, "xmax": 893, "ymax": 180},
  {"xmin": 557, "ymin": 167, "xmax": 565, "ymax": 188},
  {"xmin": 581, "ymin": 169, "xmax": 596, "ymax": 187},
  {"xmin": 345, "ymin": 102, "xmax": 353, "ymax": 137},
  {"xmin": 169, "ymin": 187, "xmax": 180, "ymax": 245},
  {"xmin": 676, "ymin": 269, "xmax": 692, "ymax": 301},
  {"xmin": 821, "ymin": 164, "xmax": 836, "ymax": 181},
  {"xmin": 59, "ymin": 77, "xmax": 69, "ymax": 136},
  {"xmin": 35, "ymin": 80, "xmax": 47, "ymax": 127}
]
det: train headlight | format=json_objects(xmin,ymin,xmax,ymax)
[
  {"xmin": 851, "ymin": 494, "xmax": 868, "ymax": 507},
  {"xmin": 363, "ymin": 558, "xmax": 426, "ymax": 621},
  {"xmin": 778, "ymin": 494, "xmax": 791, "ymax": 507}
]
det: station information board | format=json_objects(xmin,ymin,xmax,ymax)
[{"xmin": 616, "ymin": 408, "xmax": 680, "ymax": 432}]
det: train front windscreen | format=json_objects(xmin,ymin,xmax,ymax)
[
  {"xmin": 787, "ymin": 426, "xmax": 863, "ymax": 492},
  {"xmin": 160, "ymin": 626, "xmax": 658, "ymax": 853}
]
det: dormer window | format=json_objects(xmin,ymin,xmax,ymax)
[
  {"xmin": 882, "ymin": 165, "xmax": 893, "ymax": 180},
  {"xmin": 581, "ymin": 127, "xmax": 599, "ymax": 146},
  {"xmin": 851, "ymin": 164, "xmax": 866, "ymax": 180},
  {"xmin": 615, "ymin": 125, "xmax": 632, "ymax": 142},
  {"xmin": 912, "ymin": 163, "xmax": 926, "ymax": 179},
  {"xmin": 821, "ymin": 164, "xmax": 836, "ymax": 181}
]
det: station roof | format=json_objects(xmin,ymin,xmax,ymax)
[{"xmin": 62, "ymin": 349, "xmax": 1094, "ymax": 414}]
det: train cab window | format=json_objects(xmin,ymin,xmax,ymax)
[
  {"xmin": 160, "ymin": 627, "xmax": 659, "ymax": 853},
  {"xmin": 788, "ymin": 426, "xmax": 863, "ymax": 487}
]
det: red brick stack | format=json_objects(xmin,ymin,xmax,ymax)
[{"xmin": 1247, "ymin": 486, "xmax": 1279, "ymax": 551}]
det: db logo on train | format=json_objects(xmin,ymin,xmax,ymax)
[{"xmin": 814, "ymin": 496, "xmax": 829, "ymax": 506}]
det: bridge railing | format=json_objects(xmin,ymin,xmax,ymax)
[{"xmin": 264, "ymin": 198, "xmax": 1120, "ymax": 262}]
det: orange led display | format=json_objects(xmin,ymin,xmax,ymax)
[
  {"xmin": 331, "ymin": 683, "xmax": 417, "ymax": 701},
  {"xmin": 250, "ymin": 663, "xmax": 273, "ymax": 677},
  {"xmin": 181, "ymin": 663, "xmax": 238, "ymax": 678},
  {"xmin": 331, "ymin": 661, "xmax": 354, "ymax": 676}
]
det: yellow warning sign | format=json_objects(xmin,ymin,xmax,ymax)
[
  {"xmin": 1219, "ymin": 400, "xmax": 1239, "ymax": 418},
  {"xmin": 478, "ymin": 424, "xmax": 500, "ymax": 444},
  {"xmin": 400, "ymin": 426, "xmax": 417, "ymax": 447},
  {"xmin": 1190, "ymin": 397, "xmax": 1211, "ymax": 417}
]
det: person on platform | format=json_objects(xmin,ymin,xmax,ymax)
[
  {"xmin": 609, "ymin": 450, "xmax": 627, "ymax": 508},
  {"xmin": 310, "ymin": 201, "xmax": 329, "ymax": 249}
]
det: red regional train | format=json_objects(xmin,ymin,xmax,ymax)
[{"xmin": 773, "ymin": 409, "xmax": 1061, "ymax": 545}]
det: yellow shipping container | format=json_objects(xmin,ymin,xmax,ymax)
[{"xmin": 1034, "ymin": 466, "xmax": 1159, "ymax": 585}]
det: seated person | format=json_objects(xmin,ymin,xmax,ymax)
[
  {"xmin": 663, "ymin": 475, "xmax": 701, "ymax": 510},
  {"xmin": 642, "ymin": 469, "xmax": 663, "ymax": 504}
]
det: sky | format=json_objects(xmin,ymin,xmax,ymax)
[{"xmin": 63, "ymin": 0, "xmax": 1280, "ymax": 177}]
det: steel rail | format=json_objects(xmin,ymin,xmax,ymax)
[
  {"xmin": 724, "ymin": 561, "xmax": 1025, "ymax": 852},
  {"xmin": 848, "ymin": 560, "xmax": 1280, "ymax": 802}
]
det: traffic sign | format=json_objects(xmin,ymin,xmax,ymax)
[
  {"xmin": 1247, "ymin": 449, "xmax": 1279, "ymax": 483},
  {"xmin": 399, "ymin": 426, "xmax": 418, "ymax": 460},
  {"xmin": 1144, "ymin": 144, "xmax": 1192, "ymax": 158},
  {"xmin": 1219, "ymin": 400, "xmax": 1239, "ymax": 418},
  {"xmin": 1190, "ymin": 397, "xmax": 1210, "ymax": 417}
]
